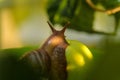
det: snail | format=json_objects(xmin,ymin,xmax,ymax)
[{"xmin": 20, "ymin": 21, "xmax": 70, "ymax": 80}]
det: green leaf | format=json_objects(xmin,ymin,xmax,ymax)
[
  {"xmin": 47, "ymin": 0, "xmax": 94, "ymax": 32},
  {"xmin": 99, "ymin": 0, "xmax": 120, "ymax": 9},
  {"xmin": 66, "ymin": 40, "xmax": 93, "ymax": 80},
  {"xmin": 0, "ymin": 47, "xmax": 37, "ymax": 80},
  {"xmin": 47, "ymin": 0, "xmax": 120, "ymax": 34},
  {"xmin": 0, "ymin": 47, "xmax": 36, "ymax": 58}
]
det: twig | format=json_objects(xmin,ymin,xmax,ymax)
[{"xmin": 86, "ymin": 0, "xmax": 120, "ymax": 15}]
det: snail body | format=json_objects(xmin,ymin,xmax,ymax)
[{"xmin": 20, "ymin": 21, "xmax": 70, "ymax": 80}]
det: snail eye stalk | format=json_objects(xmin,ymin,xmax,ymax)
[{"xmin": 47, "ymin": 21, "xmax": 56, "ymax": 33}]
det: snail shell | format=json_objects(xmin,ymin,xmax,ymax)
[{"xmin": 20, "ymin": 21, "xmax": 70, "ymax": 80}]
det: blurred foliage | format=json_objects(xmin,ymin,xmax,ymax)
[
  {"xmin": 47, "ymin": 0, "xmax": 120, "ymax": 34},
  {"xmin": 1, "ymin": 0, "xmax": 120, "ymax": 33},
  {"xmin": 66, "ymin": 40, "xmax": 100, "ymax": 80},
  {"xmin": 0, "ymin": 0, "xmax": 45, "ymax": 24},
  {"xmin": 87, "ymin": 41, "xmax": 120, "ymax": 80},
  {"xmin": 0, "ymin": 47, "xmax": 37, "ymax": 80}
]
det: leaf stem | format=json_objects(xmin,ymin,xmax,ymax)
[{"xmin": 86, "ymin": 0, "xmax": 120, "ymax": 15}]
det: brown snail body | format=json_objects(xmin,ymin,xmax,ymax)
[{"xmin": 20, "ymin": 21, "xmax": 70, "ymax": 80}]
